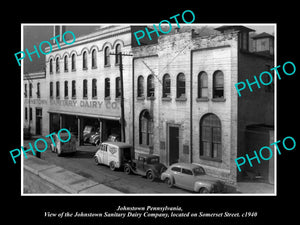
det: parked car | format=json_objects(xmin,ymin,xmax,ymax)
[
  {"xmin": 123, "ymin": 154, "xmax": 167, "ymax": 181},
  {"xmin": 94, "ymin": 142, "xmax": 134, "ymax": 171},
  {"xmin": 50, "ymin": 131, "xmax": 77, "ymax": 156},
  {"xmin": 83, "ymin": 125, "xmax": 98, "ymax": 144},
  {"xmin": 161, "ymin": 163, "xmax": 224, "ymax": 193}
]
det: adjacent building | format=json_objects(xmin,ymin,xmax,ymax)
[{"xmin": 23, "ymin": 25, "xmax": 275, "ymax": 185}]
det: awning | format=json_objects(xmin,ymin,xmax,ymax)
[{"xmin": 47, "ymin": 109, "xmax": 120, "ymax": 121}]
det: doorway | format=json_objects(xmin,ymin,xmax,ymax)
[{"xmin": 169, "ymin": 126, "xmax": 179, "ymax": 165}]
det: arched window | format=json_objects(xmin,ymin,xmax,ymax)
[
  {"xmin": 92, "ymin": 79, "xmax": 97, "ymax": 98},
  {"xmin": 64, "ymin": 81, "xmax": 68, "ymax": 98},
  {"xmin": 104, "ymin": 46, "xmax": 110, "ymax": 66},
  {"xmin": 82, "ymin": 51, "xmax": 87, "ymax": 69},
  {"xmin": 92, "ymin": 49, "xmax": 97, "ymax": 68},
  {"xmin": 56, "ymin": 81, "xmax": 60, "ymax": 98},
  {"xmin": 213, "ymin": 70, "xmax": 224, "ymax": 98},
  {"xmin": 162, "ymin": 74, "xmax": 171, "ymax": 98},
  {"xmin": 64, "ymin": 55, "xmax": 68, "ymax": 72},
  {"xmin": 105, "ymin": 78, "xmax": 110, "ymax": 98},
  {"xmin": 115, "ymin": 44, "xmax": 121, "ymax": 65},
  {"xmin": 83, "ymin": 79, "xmax": 87, "ymax": 98},
  {"xmin": 72, "ymin": 80, "xmax": 76, "ymax": 98},
  {"xmin": 200, "ymin": 113, "xmax": 222, "ymax": 161},
  {"xmin": 198, "ymin": 71, "xmax": 208, "ymax": 98},
  {"xmin": 147, "ymin": 75, "xmax": 155, "ymax": 98},
  {"xmin": 177, "ymin": 73, "xmax": 185, "ymax": 98},
  {"xmin": 56, "ymin": 57, "xmax": 60, "ymax": 73},
  {"xmin": 71, "ymin": 54, "xmax": 76, "ymax": 71},
  {"xmin": 50, "ymin": 58, "xmax": 53, "ymax": 74},
  {"xmin": 139, "ymin": 110, "xmax": 153, "ymax": 146},
  {"xmin": 37, "ymin": 83, "xmax": 40, "ymax": 98},
  {"xmin": 137, "ymin": 76, "xmax": 144, "ymax": 97},
  {"xmin": 115, "ymin": 77, "xmax": 121, "ymax": 98}
]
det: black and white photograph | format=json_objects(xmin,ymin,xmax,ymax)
[{"xmin": 4, "ymin": 4, "xmax": 298, "ymax": 225}]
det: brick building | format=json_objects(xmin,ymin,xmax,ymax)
[{"xmin": 23, "ymin": 25, "xmax": 274, "ymax": 185}]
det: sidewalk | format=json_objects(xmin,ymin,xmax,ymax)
[{"xmin": 23, "ymin": 154, "xmax": 123, "ymax": 194}]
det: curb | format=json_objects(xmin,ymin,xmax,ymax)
[{"xmin": 23, "ymin": 155, "xmax": 123, "ymax": 194}]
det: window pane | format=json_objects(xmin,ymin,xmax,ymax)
[
  {"xmin": 138, "ymin": 76, "xmax": 144, "ymax": 97},
  {"xmin": 182, "ymin": 168, "xmax": 193, "ymax": 175},
  {"xmin": 163, "ymin": 74, "xmax": 170, "ymax": 97}
]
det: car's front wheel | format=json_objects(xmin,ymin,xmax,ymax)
[
  {"xmin": 165, "ymin": 177, "xmax": 173, "ymax": 187},
  {"xmin": 199, "ymin": 187, "xmax": 209, "ymax": 193},
  {"xmin": 146, "ymin": 171, "xmax": 155, "ymax": 182},
  {"xmin": 124, "ymin": 165, "xmax": 131, "ymax": 175},
  {"xmin": 94, "ymin": 156, "xmax": 99, "ymax": 165}
]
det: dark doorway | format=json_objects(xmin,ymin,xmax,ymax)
[
  {"xmin": 169, "ymin": 126, "xmax": 179, "ymax": 165},
  {"xmin": 35, "ymin": 108, "xmax": 42, "ymax": 135}
]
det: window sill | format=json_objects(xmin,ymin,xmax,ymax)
[
  {"xmin": 200, "ymin": 156, "xmax": 222, "ymax": 162},
  {"xmin": 147, "ymin": 96, "xmax": 155, "ymax": 100},
  {"xmin": 104, "ymin": 64, "xmax": 111, "ymax": 68},
  {"xmin": 64, "ymin": 96, "xmax": 69, "ymax": 99},
  {"xmin": 72, "ymin": 96, "xmax": 76, "ymax": 99},
  {"xmin": 137, "ymin": 96, "xmax": 145, "ymax": 100},
  {"xmin": 212, "ymin": 98, "xmax": 226, "ymax": 102},
  {"xmin": 115, "ymin": 97, "xmax": 121, "ymax": 100},
  {"xmin": 64, "ymin": 69, "xmax": 68, "ymax": 72},
  {"xmin": 104, "ymin": 96, "xmax": 111, "ymax": 100},
  {"xmin": 92, "ymin": 66, "xmax": 97, "ymax": 69},
  {"xmin": 175, "ymin": 97, "xmax": 187, "ymax": 101},
  {"xmin": 162, "ymin": 97, "xmax": 172, "ymax": 101},
  {"xmin": 92, "ymin": 96, "xmax": 98, "ymax": 100},
  {"xmin": 83, "ymin": 67, "xmax": 88, "ymax": 71},
  {"xmin": 71, "ymin": 69, "xmax": 76, "ymax": 72},
  {"xmin": 83, "ymin": 96, "xmax": 88, "ymax": 100},
  {"xmin": 196, "ymin": 97, "xmax": 209, "ymax": 102}
]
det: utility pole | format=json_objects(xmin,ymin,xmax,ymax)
[{"xmin": 110, "ymin": 51, "xmax": 132, "ymax": 142}]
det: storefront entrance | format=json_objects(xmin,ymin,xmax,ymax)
[{"xmin": 168, "ymin": 126, "xmax": 179, "ymax": 165}]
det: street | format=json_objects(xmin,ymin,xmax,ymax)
[{"xmin": 23, "ymin": 137, "xmax": 191, "ymax": 194}]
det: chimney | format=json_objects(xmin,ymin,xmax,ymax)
[{"xmin": 53, "ymin": 25, "xmax": 66, "ymax": 43}]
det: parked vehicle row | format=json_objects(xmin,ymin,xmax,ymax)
[{"xmin": 94, "ymin": 141, "xmax": 225, "ymax": 193}]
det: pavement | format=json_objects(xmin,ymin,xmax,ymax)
[{"xmin": 23, "ymin": 154, "xmax": 123, "ymax": 194}]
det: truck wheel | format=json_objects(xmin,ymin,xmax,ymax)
[
  {"xmin": 124, "ymin": 165, "xmax": 131, "ymax": 175},
  {"xmin": 109, "ymin": 161, "xmax": 116, "ymax": 171},
  {"xmin": 165, "ymin": 177, "xmax": 173, "ymax": 187},
  {"xmin": 146, "ymin": 171, "xmax": 155, "ymax": 182}
]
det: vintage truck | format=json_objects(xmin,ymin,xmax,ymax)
[{"xmin": 123, "ymin": 154, "xmax": 167, "ymax": 181}]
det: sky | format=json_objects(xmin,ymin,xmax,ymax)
[{"xmin": 23, "ymin": 24, "xmax": 275, "ymax": 74}]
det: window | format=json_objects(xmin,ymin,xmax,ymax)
[
  {"xmin": 139, "ymin": 110, "xmax": 153, "ymax": 146},
  {"xmin": 162, "ymin": 74, "xmax": 171, "ymax": 98},
  {"xmin": 64, "ymin": 81, "xmax": 68, "ymax": 98},
  {"xmin": 64, "ymin": 55, "xmax": 68, "ymax": 72},
  {"xmin": 137, "ymin": 76, "xmax": 144, "ymax": 97},
  {"xmin": 56, "ymin": 81, "xmax": 60, "ymax": 98},
  {"xmin": 50, "ymin": 82, "xmax": 53, "ymax": 98},
  {"xmin": 30, "ymin": 107, "xmax": 32, "ymax": 121},
  {"xmin": 92, "ymin": 49, "xmax": 97, "ymax": 68},
  {"xmin": 83, "ymin": 51, "xmax": 87, "ymax": 69},
  {"xmin": 56, "ymin": 57, "xmax": 60, "ymax": 73},
  {"xmin": 147, "ymin": 75, "xmax": 155, "ymax": 98},
  {"xmin": 37, "ymin": 83, "xmax": 40, "ymax": 98},
  {"xmin": 182, "ymin": 168, "xmax": 193, "ymax": 175},
  {"xmin": 29, "ymin": 83, "xmax": 32, "ymax": 97},
  {"xmin": 104, "ymin": 46, "xmax": 110, "ymax": 66},
  {"xmin": 105, "ymin": 78, "xmax": 110, "ymax": 98},
  {"xmin": 92, "ymin": 79, "xmax": 97, "ymax": 98},
  {"xmin": 72, "ymin": 80, "xmax": 76, "ymax": 98},
  {"xmin": 213, "ymin": 70, "xmax": 224, "ymax": 98},
  {"xmin": 115, "ymin": 77, "xmax": 121, "ymax": 98},
  {"xmin": 50, "ymin": 59, "xmax": 53, "ymax": 74},
  {"xmin": 171, "ymin": 167, "xmax": 181, "ymax": 172},
  {"xmin": 83, "ymin": 79, "xmax": 87, "ymax": 98},
  {"xmin": 177, "ymin": 73, "xmax": 186, "ymax": 98},
  {"xmin": 25, "ymin": 107, "xmax": 28, "ymax": 120},
  {"xmin": 115, "ymin": 44, "xmax": 121, "ymax": 65},
  {"xmin": 71, "ymin": 54, "xmax": 76, "ymax": 71},
  {"xmin": 24, "ymin": 84, "xmax": 27, "ymax": 97},
  {"xmin": 198, "ymin": 71, "xmax": 208, "ymax": 98},
  {"xmin": 200, "ymin": 113, "xmax": 222, "ymax": 161}
]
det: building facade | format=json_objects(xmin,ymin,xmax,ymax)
[{"xmin": 23, "ymin": 25, "xmax": 274, "ymax": 185}]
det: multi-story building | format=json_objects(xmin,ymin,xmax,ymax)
[{"xmin": 23, "ymin": 25, "xmax": 274, "ymax": 185}]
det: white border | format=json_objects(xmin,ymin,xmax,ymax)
[{"xmin": 20, "ymin": 23, "xmax": 277, "ymax": 197}]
